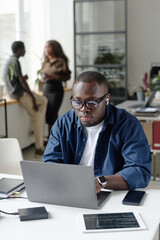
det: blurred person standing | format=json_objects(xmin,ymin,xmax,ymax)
[
  {"xmin": 40, "ymin": 40, "xmax": 71, "ymax": 136},
  {"xmin": 3, "ymin": 41, "xmax": 47, "ymax": 155}
]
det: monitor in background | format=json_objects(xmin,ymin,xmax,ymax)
[{"xmin": 150, "ymin": 62, "xmax": 160, "ymax": 79}]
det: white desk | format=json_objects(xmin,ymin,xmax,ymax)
[
  {"xmin": 116, "ymin": 100, "xmax": 160, "ymax": 121},
  {"xmin": 0, "ymin": 89, "xmax": 72, "ymax": 149},
  {"xmin": 0, "ymin": 174, "xmax": 160, "ymax": 240}
]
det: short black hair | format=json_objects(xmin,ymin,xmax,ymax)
[
  {"xmin": 11, "ymin": 41, "xmax": 25, "ymax": 54},
  {"xmin": 74, "ymin": 71, "xmax": 108, "ymax": 89}
]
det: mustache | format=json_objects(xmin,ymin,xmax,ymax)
[{"xmin": 79, "ymin": 112, "xmax": 91, "ymax": 117}]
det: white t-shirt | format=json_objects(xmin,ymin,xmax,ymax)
[{"xmin": 79, "ymin": 120, "xmax": 104, "ymax": 167}]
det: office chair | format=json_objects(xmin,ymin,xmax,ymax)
[{"xmin": 0, "ymin": 138, "xmax": 23, "ymax": 175}]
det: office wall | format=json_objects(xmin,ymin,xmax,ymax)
[
  {"xmin": 127, "ymin": 0, "xmax": 160, "ymax": 95},
  {"xmin": 48, "ymin": 0, "xmax": 160, "ymax": 95},
  {"xmin": 45, "ymin": 0, "xmax": 74, "ymax": 88}
]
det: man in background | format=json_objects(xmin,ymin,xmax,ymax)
[
  {"xmin": 42, "ymin": 71, "xmax": 151, "ymax": 192},
  {"xmin": 3, "ymin": 41, "xmax": 47, "ymax": 155}
]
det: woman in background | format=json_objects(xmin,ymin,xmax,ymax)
[{"xmin": 40, "ymin": 40, "xmax": 71, "ymax": 136}]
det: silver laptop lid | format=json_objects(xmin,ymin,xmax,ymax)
[{"xmin": 20, "ymin": 161, "xmax": 99, "ymax": 209}]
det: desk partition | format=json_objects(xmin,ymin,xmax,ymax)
[
  {"xmin": 0, "ymin": 99, "xmax": 8, "ymax": 138},
  {"xmin": 116, "ymin": 100, "xmax": 160, "ymax": 180}
]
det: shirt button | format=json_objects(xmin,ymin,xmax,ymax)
[
  {"xmin": 78, "ymin": 152, "xmax": 81, "ymax": 156},
  {"xmin": 83, "ymin": 138, "xmax": 85, "ymax": 142}
]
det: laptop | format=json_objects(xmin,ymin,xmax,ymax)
[
  {"xmin": 129, "ymin": 91, "xmax": 159, "ymax": 116},
  {"xmin": 130, "ymin": 91, "xmax": 156, "ymax": 109},
  {"xmin": 20, "ymin": 161, "xmax": 111, "ymax": 209}
]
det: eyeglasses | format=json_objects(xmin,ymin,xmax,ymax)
[{"xmin": 70, "ymin": 94, "xmax": 108, "ymax": 110}]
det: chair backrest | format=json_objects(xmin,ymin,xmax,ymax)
[{"xmin": 0, "ymin": 138, "xmax": 23, "ymax": 175}]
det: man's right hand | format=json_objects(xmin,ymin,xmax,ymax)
[
  {"xmin": 24, "ymin": 75, "xmax": 28, "ymax": 81},
  {"xmin": 19, "ymin": 75, "xmax": 39, "ymax": 111}
]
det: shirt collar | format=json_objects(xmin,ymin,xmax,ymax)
[
  {"xmin": 104, "ymin": 104, "xmax": 115, "ymax": 125},
  {"xmin": 11, "ymin": 55, "xmax": 18, "ymax": 60},
  {"xmin": 46, "ymin": 58, "xmax": 59, "ymax": 65}
]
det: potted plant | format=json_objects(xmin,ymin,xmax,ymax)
[
  {"xmin": 94, "ymin": 46, "xmax": 124, "ymax": 64},
  {"xmin": 137, "ymin": 72, "xmax": 150, "ymax": 101}
]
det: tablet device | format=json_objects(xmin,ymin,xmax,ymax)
[{"xmin": 78, "ymin": 212, "xmax": 146, "ymax": 233}]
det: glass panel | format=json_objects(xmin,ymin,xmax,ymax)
[
  {"xmin": 0, "ymin": 8, "xmax": 16, "ymax": 84},
  {"xmin": 75, "ymin": 0, "xmax": 125, "ymax": 32},
  {"xmin": 0, "ymin": 0, "xmax": 45, "ymax": 89},
  {"xmin": 76, "ymin": 34, "xmax": 125, "ymax": 65},
  {"xmin": 76, "ymin": 66, "xmax": 126, "ymax": 97}
]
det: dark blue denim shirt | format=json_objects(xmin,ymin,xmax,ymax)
[{"xmin": 42, "ymin": 104, "xmax": 151, "ymax": 190}]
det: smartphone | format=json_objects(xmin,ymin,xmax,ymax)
[{"xmin": 122, "ymin": 190, "xmax": 146, "ymax": 206}]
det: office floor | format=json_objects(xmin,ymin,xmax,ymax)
[
  {"xmin": 22, "ymin": 144, "xmax": 42, "ymax": 162},
  {"xmin": 22, "ymin": 145, "xmax": 160, "ymax": 189}
]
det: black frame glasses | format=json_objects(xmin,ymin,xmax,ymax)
[{"xmin": 70, "ymin": 94, "xmax": 108, "ymax": 110}]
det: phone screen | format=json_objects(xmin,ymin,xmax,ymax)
[{"xmin": 122, "ymin": 190, "xmax": 146, "ymax": 206}]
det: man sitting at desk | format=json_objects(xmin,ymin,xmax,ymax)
[{"xmin": 42, "ymin": 71, "xmax": 151, "ymax": 192}]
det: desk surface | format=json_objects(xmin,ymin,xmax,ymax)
[
  {"xmin": 0, "ymin": 88, "xmax": 72, "ymax": 106},
  {"xmin": 0, "ymin": 174, "xmax": 160, "ymax": 240},
  {"xmin": 116, "ymin": 100, "xmax": 160, "ymax": 121}
]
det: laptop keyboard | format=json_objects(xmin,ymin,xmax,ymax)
[{"xmin": 97, "ymin": 191, "xmax": 111, "ymax": 207}]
